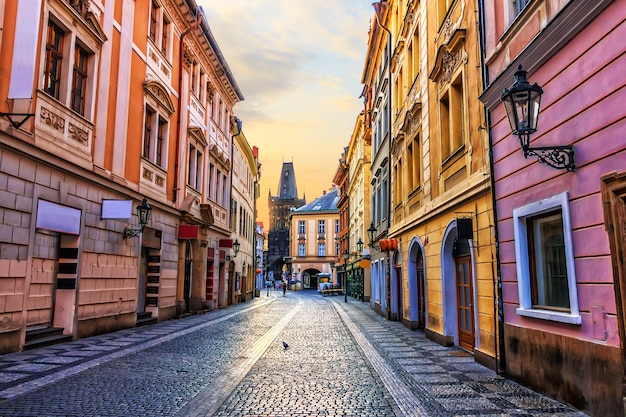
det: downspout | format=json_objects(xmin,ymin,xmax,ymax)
[
  {"xmin": 477, "ymin": 0, "xmax": 506, "ymax": 376},
  {"xmin": 173, "ymin": 10, "xmax": 203, "ymax": 203}
]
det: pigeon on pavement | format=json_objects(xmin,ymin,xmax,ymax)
[{"xmin": 283, "ymin": 341, "xmax": 289, "ymax": 350}]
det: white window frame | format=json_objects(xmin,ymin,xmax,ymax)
[
  {"xmin": 318, "ymin": 220, "xmax": 325, "ymax": 234},
  {"xmin": 298, "ymin": 220, "xmax": 305, "ymax": 234},
  {"xmin": 298, "ymin": 243, "xmax": 305, "ymax": 257},
  {"xmin": 318, "ymin": 243, "xmax": 326, "ymax": 257},
  {"xmin": 42, "ymin": 14, "xmax": 97, "ymax": 120},
  {"xmin": 142, "ymin": 104, "xmax": 169, "ymax": 169},
  {"xmin": 513, "ymin": 191, "xmax": 580, "ymax": 324},
  {"xmin": 148, "ymin": 0, "xmax": 172, "ymax": 60},
  {"xmin": 187, "ymin": 143, "xmax": 203, "ymax": 191}
]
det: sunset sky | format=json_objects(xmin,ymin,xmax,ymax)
[{"xmin": 198, "ymin": 1, "xmax": 375, "ymax": 228}]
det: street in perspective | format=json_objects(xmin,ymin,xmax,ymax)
[{"xmin": 0, "ymin": 291, "xmax": 586, "ymax": 417}]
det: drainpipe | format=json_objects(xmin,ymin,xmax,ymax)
[
  {"xmin": 173, "ymin": 10, "xmax": 203, "ymax": 203},
  {"xmin": 477, "ymin": 0, "xmax": 506, "ymax": 376}
]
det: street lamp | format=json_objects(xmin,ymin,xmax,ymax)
[
  {"xmin": 357, "ymin": 238, "xmax": 364, "ymax": 255},
  {"xmin": 342, "ymin": 250, "xmax": 349, "ymax": 303},
  {"xmin": 500, "ymin": 65, "xmax": 575, "ymax": 171},
  {"xmin": 367, "ymin": 223, "xmax": 378, "ymax": 247},
  {"xmin": 226, "ymin": 239, "xmax": 240, "ymax": 261},
  {"xmin": 123, "ymin": 198, "xmax": 152, "ymax": 239}
]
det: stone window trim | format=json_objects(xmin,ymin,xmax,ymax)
[{"xmin": 512, "ymin": 191, "xmax": 581, "ymax": 325}]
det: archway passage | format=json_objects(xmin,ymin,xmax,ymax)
[{"xmin": 302, "ymin": 269, "xmax": 322, "ymax": 289}]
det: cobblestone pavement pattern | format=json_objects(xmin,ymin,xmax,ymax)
[{"xmin": 0, "ymin": 291, "xmax": 588, "ymax": 417}]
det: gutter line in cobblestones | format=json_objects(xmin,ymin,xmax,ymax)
[{"xmin": 175, "ymin": 301, "xmax": 302, "ymax": 417}]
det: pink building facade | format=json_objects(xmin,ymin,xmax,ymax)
[{"xmin": 479, "ymin": 0, "xmax": 626, "ymax": 415}]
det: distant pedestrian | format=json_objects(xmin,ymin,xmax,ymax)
[{"xmin": 282, "ymin": 280, "xmax": 287, "ymax": 296}]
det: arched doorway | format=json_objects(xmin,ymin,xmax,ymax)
[
  {"xmin": 408, "ymin": 238, "xmax": 426, "ymax": 330},
  {"xmin": 441, "ymin": 220, "xmax": 477, "ymax": 352}
]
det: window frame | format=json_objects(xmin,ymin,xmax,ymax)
[
  {"xmin": 318, "ymin": 220, "xmax": 326, "ymax": 234},
  {"xmin": 44, "ymin": 20, "xmax": 64, "ymax": 99},
  {"xmin": 70, "ymin": 43, "xmax": 89, "ymax": 115},
  {"xmin": 318, "ymin": 243, "xmax": 326, "ymax": 257},
  {"xmin": 142, "ymin": 104, "xmax": 169, "ymax": 169},
  {"xmin": 298, "ymin": 221, "xmax": 305, "ymax": 234},
  {"xmin": 513, "ymin": 192, "xmax": 580, "ymax": 324},
  {"xmin": 298, "ymin": 243, "xmax": 305, "ymax": 257}
]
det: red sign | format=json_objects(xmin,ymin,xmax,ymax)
[
  {"xmin": 178, "ymin": 225, "xmax": 198, "ymax": 239},
  {"xmin": 219, "ymin": 239, "xmax": 233, "ymax": 248}
]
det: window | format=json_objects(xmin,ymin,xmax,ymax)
[
  {"xmin": 528, "ymin": 212, "xmax": 569, "ymax": 309},
  {"xmin": 335, "ymin": 219, "xmax": 340, "ymax": 234},
  {"xmin": 298, "ymin": 243, "xmax": 305, "ymax": 257},
  {"xmin": 318, "ymin": 220, "xmax": 326, "ymax": 234},
  {"xmin": 230, "ymin": 200, "xmax": 237, "ymax": 231},
  {"xmin": 513, "ymin": 192, "xmax": 580, "ymax": 324},
  {"xmin": 515, "ymin": 0, "xmax": 531, "ymax": 15},
  {"xmin": 437, "ymin": 0, "xmax": 454, "ymax": 26},
  {"xmin": 318, "ymin": 243, "xmax": 326, "ymax": 257},
  {"xmin": 187, "ymin": 144, "xmax": 203, "ymax": 191},
  {"xmin": 148, "ymin": 1, "xmax": 171, "ymax": 57},
  {"xmin": 394, "ymin": 159, "xmax": 402, "ymax": 206},
  {"xmin": 44, "ymin": 21, "xmax": 65, "ymax": 99},
  {"xmin": 71, "ymin": 44, "xmax": 88, "ymax": 115},
  {"xmin": 440, "ymin": 73, "xmax": 465, "ymax": 161},
  {"xmin": 407, "ymin": 135, "xmax": 421, "ymax": 191},
  {"xmin": 142, "ymin": 106, "xmax": 168, "ymax": 168},
  {"xmin": 42, "ymin": 16, "xmax": 96, "ymax": 121},
  {"xmin": 298, "ymin": 221, "xmax": 305, "ymax": 234},
  {"xmin": 149, "ymin": 2, "xmax": 157, "ymax": 43}
]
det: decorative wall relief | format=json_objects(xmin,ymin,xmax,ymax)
[
  {"xmin": 40, "ymin": 107, "xmax": 65, "ymax": 131},
  {"xmin": 68, "ymin": 123, "xmax": 88, "ymax": 145}
]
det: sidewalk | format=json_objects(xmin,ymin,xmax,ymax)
[{"xmin": 332, "ymin": 298, "xmax": 587, "ymax": 417}]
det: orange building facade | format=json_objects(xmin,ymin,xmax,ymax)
[{"xmin": 0, "ymin": 0, "xmax": 248, "ymax": 353}]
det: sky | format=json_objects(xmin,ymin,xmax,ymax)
[{"xmin": 198, "ymin": 1, "xmax": 375, "ymax": 228}]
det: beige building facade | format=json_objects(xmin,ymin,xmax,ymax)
[{"xmin": 289, "ymin": 189, "xmax": 339, "ymax": 290}]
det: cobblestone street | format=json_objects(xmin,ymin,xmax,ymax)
[{"xmin": 0, "ymin": 291, "xmax": 587, "ymax": 417}]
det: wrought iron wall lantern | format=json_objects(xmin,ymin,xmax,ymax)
[
  {"xmin": 356, "ymin": 238, "xmax": 364, "ymax": 255},
  {"xmin": 367, "ymin": 223, "xmax": 398, "ymax": 253},
  {"xmin": 500, "ymin": 65, "xmax": 575, "ymax": 171},
  {"xmin": 226, "ymin": 239, "xmax": 240, "ymax": 261},
  {"xmin": 124, "ymin": 198, "xmax": 152, "ymax": 239}
]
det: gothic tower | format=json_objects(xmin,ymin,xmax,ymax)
[{"xmin": 267, "ymin": 162, "xmax": 305, "ymax": 280}]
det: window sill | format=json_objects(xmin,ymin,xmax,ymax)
[{"xmin": 516, "ymin": 307, "xmax": 581, "ymax": 325}]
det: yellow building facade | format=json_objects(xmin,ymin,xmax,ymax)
[{"xmin": 377, "ymin": 0, "xmax": 498, "ymax": 369}]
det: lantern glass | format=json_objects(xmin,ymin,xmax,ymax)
[
  {"xmin": 367, "ymin": 223, "xmax": 377, "ymax": 244},
  {"xmin": 501, "ymin": 66, "xmax": 543, "ymax": 144},
  {"xmin": 357, "ymin": 238, "xmax": 364, "ymax": 254},
  {"xmin": 342, "ymin": 250, "xmax": 349, "ymax": 261},
  {"xmin": 136, "ymin": 198, "xmax": 152, "ymax": 228},
  {"xmin": 233, "ymin": 239, "xmax": 240, "ymax": 255}
]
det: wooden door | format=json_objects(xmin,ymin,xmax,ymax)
[{"xmin": 456, "ymin": 256, "xmax": 475, "ymax": 351}]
